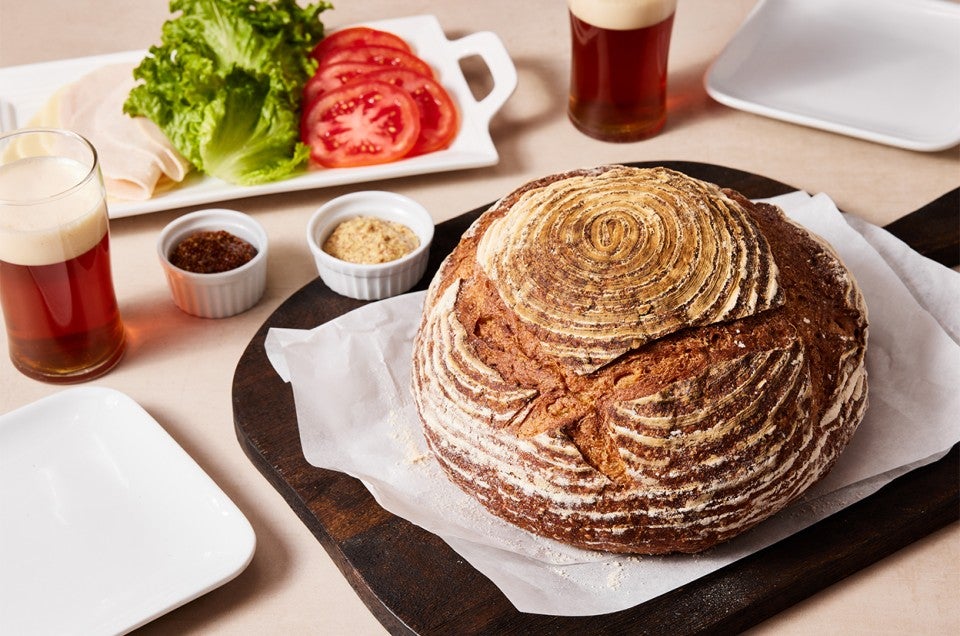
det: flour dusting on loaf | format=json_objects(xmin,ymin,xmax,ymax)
[{"xmin": 411, "ymin": 166, "xmax": 868, "ymax": 554}]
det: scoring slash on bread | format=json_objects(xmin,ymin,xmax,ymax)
[{"xmin": 411, "ymin": 165, "xmax": 868, "ymax": 554}]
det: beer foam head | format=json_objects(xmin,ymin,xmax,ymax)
[
  {"xmin": 568, "ymin": 0, "xmax": 676, "ymax": 30},
  {"xmin": 0, "ymin": 155, "xmax": 108, "ymax": 266}
]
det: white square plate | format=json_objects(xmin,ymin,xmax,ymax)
[
  {"xmin": 0, "ymin": 387, "xmax": 256, "ymax": 635},
  {"xmin": 705, "ymin": 0, "xmax": 960, "ymax": 151},
  {"xmin": 0, "ymin": 15, "xmax": 517, "ymax": 218}
]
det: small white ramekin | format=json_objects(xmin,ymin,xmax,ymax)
[
  {"xmin": 157, "ymin": 208, "xmax": 268, "ymax": 318},
  {"xmin": 307, "ymin": 191, "xmax": 434, "ymax": 301}
]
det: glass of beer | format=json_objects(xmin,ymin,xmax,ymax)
[
  {"xmin": 568, "ymin": 0, "xmax": 677, "ymax": 142},
  {"xmin": 0, "ymin": 128, "xmax": 125, "ymax": 383}
]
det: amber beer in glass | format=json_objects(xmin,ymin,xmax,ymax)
[
  {"xmin": 568, "ymin": 0, "xmax": 676, "ymax": 141},
  {"xmin": 0, "ymin": 129, "xmax": 125, "ymax": 383}
]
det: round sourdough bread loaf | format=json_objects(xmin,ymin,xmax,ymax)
[{"xmin": 411, "ymin": 166, "xmax": 868, "ymax": 554}]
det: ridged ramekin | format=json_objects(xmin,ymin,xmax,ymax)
[
  {"xmin": 157, "ymin": 208, "xmax": 268, "ymax": 318},
  {"xmin": 307, "ymin": 191, "xmax": 434, "ymax": 301}
]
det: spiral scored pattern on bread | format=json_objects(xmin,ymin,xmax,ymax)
[
  {"xmin": 474, "ymin": 167, "xmax": 782, "ymax": 374},
  {"xmin": 411, "ymin": 166, "xmax": 868, "ymax": 554}
]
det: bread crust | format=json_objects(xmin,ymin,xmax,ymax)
[{"xmin": 411, "ymin": 166, "xmax": 868, "ymax": 554}]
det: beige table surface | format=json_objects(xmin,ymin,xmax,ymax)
[{"xmin": 1, "ymin": 0, "xmax": 958, "ymax": 634}]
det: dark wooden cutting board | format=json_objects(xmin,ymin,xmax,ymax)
[{"xmin": 231, "ymin": 161, "xmax": 959, "ymax": 635}]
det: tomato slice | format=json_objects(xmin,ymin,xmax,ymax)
[
  {"xmin": 364, "ymin": 68, "xmax": 460, "ymax": 156},
  {"xmin": 319, "ymin": 45, "xmax": 435, "ymax": 79},
  {"xmin": 303, "ymin": 62, "xmax": 383, "ymax": 105},
  {"xmin": 301, "ymin": 80, "xmax": 421, "ymax": 168},
  {"xmin": 311, "ymin": 26, "xmax": 413, "ymax": 62}
]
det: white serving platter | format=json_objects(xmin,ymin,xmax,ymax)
[
  {"xmin": 0, "ymin": 387, "xmax": 256, "ymax": 635},
  {"xmin": 705, "ymin": 0, "xmax": 960, "ymax": 151},
  {"xmin": 0, "ymin": 14, "xmax": 518, "ymax": 218}
]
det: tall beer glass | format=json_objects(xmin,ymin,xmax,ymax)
[
  {"xmin": 0, "ymin": 128, "xmax": 125, "ymax": 383},
  {"xmin": 568, "ymin": 0, "xmax": 677, "ymax": 141}
]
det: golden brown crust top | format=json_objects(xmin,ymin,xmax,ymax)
[{"xmin": 441, "ymin": 166, "xmax": 784, "ymax": 375}]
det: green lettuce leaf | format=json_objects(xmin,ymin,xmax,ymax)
[{"xmin": 124, "ymin": 0, "xmax": 332, "ymax": 186}]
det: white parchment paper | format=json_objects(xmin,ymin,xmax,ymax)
[{"xmin": 265, "ymin": 192, "xmax": 960, "ymax": 616}]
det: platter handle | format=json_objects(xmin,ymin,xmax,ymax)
[{"xmin": 446, "ymin": 30, "xmax": 518, "ymax": 125}]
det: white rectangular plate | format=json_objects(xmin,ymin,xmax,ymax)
[
  {"xmin": 0, "ymin": 387, "xmax": 256, "ymax": 635},
  {"xmin": 0, "ymin": 15, "xmax": 517, "ymax": 218},
  {"xmin": 705, "ymin": 0, "xmax": 960, "ymax": 151}
]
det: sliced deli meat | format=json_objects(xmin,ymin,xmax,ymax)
[{"xmin": 28, "ymin": 63, "xmax": 191, "ymax": 201}]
